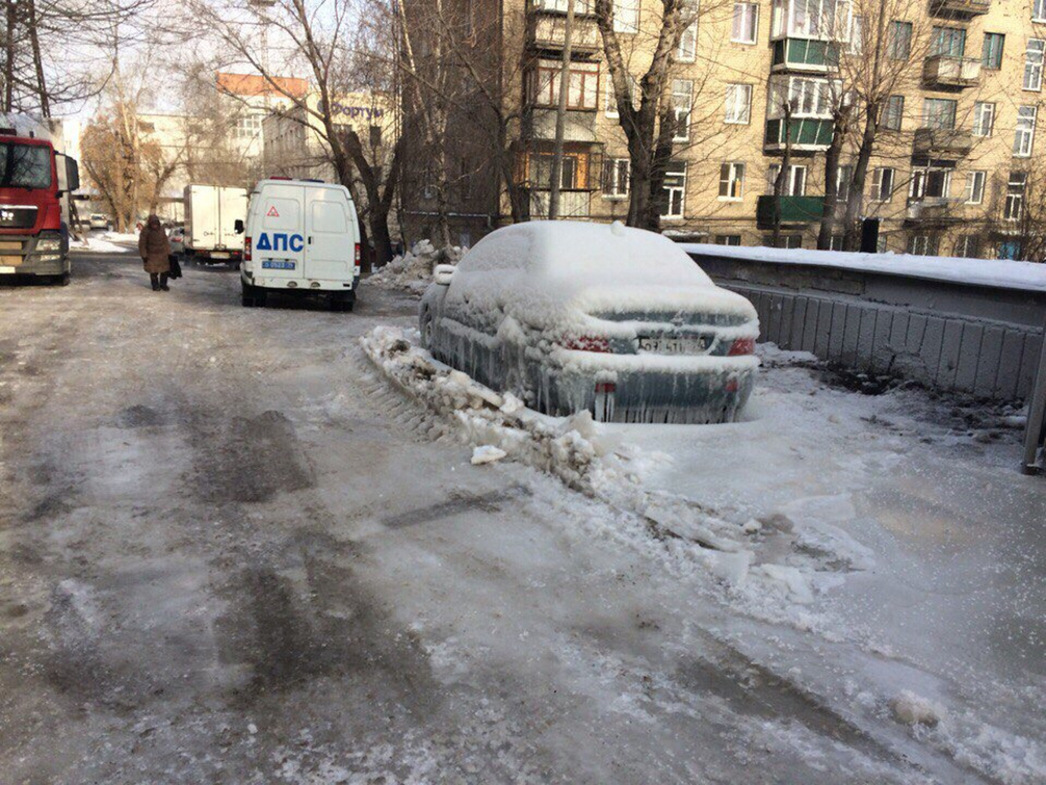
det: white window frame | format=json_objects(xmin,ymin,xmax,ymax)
[
  {"xmin": 677, "ymin": 21, "xmax": 698, "ymax": 62},
  {"xmin": 1025, "ymin": 40, "xmax": 1045, "ymax": 91},
  {"xmin": 613, "ymin": 0, "xmax": 640, "ymax": 34},
  {"xmin": 602, "ymin": 157, "xmax": 630, "ymax": 199},
  {"xmin": 872, "ymin": 167, "xmax": 894, "ymax": 202},
  {"xmin": 719, "ymin": 161, "xmax": 745, "ymax": 200},
  {"xmin": 731, "ymin": 2, "xmax": 759, "ymax": 44},
  {"xmin": 965, "ymin": 170, "xmax": 986, "ymax": 204},
  {"xmin": 973, "ymin": 102, "xmax": 995, "ymax": 137},
  {"xmin": 724, "ymin": 83, "xmax": 752, "ymax": 124},
  {"xmin": 1015, "ymin": 105, "xmax": 1037, "ymax": 157},
  {"xmin": 662, "ymin": 161, "xmax": 686, "ymax": 219},
  {"xmin": 672, "ymin": 79, "xmax": 693, "ymax": 141}
]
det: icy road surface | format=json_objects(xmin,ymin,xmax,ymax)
[{"xmin": 0, "ymin": 253, "xmax": 1042, "ymax": 784}]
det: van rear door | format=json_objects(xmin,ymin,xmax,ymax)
[
  {"xmin": 254, "ymin": 184, "xmax": 305, "ymax": 280},
  {"xmin": 304, "ymin": 188, "xmax": 354, "ymax": 282}
]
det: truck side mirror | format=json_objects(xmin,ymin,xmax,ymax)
[{"xmin": 234, "ymin": 219, "xmax": 244, "ymax": 234}]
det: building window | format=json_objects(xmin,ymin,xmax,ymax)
[
  {"xmin": 881, "ymin": 95, "xmax": 904, "ymax": 131},
  {"xmin": 1005, "ymin": 172, "xmax": 1027, "ymax": 220},
  {"xmin": 872, "ymin": 167, "xmax": 894, "ymax": 202},
  {"xmin": 1036, "ymin": 0, "xmax": 1046, "ymax": 22},
  {"xmin": 602, "ymin": 157, "xmax": 630, "ymax": 198},
  {"xmin": 613, "ymin": 0, "xmax": 640, "ymax": 33},
  {"xmin": 931, "ymin": 26, "xmax": 966, "ymax": 57},
  {"xmin": 672, "ymin": 79, "xmax": 693, "ymax": 141},
  {"xmin": 911, "ymin": 168, "xmax": 951, "ymax": 200},
  {"xmin": 678, "ymin": 21, "xmax": 698, "ymax": 62},
  {"xmin": 719, "ymin": 162, "xmax": 745, "ymax": 200},
  {"xmin": 954, "ymin": 235, "xmax": 980, "ymax": 258},
  {"xmin": 964, "ymin": 171, "xmax": 986, "ymax": 204},
  {"xmin": 1014, "ymin": 106, "xmax": 1037, "ymax": 157},
  {"xmin": 922, "ymin": 97, "xmax": 957, "ymax": 130},
  {"xmin": 528, "ymin": 60, "xmax": 600, "ymax": 109},
  {"xmin": 662, "ymin": 161, "xmax": 686, "ymax": 218},
  {"xmin": 715, "ymin": 234, "xmax": 742, "ymax": 246},
  {"xmin": 982, "ymin": 33, "xmax": 1004, "ymax": 70},
  {"xmin": 907, "ymin": 235, "xmax": 939, "ymax": 256},
  {"xmin": 767, "ymin": 164, "xmax": 806, "ymax": 196},
  {"xmin": 888, "ymin": 21, "xmax": 912, "ymax": 60},
  {"xmin": 1026, "ymin": 40, "xmax": 1045, "ymax": 91},
  {"xmin": 732, "ymin": 2, "xmax": 758, "ymax": 44},
  {"xmin": 973, "ymin": 102, "xmax": 995, "ymax": 137},
  {"xmin": 724, "ymin": 84, "xmax": 752, "ymax": 124},
  {"xmin": 836, "ymin": 164, "xmax": 853, "ymax": 203}
]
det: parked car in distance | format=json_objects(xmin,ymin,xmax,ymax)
[
  {"xmin": 88, "ymin": 213, "xmax": 109, "ymax": 230},
  {"xmin": 419, "ymin": 221, "xmax": 760, "ymax": 424},
  {"xmin": 169, "ymin": 225, "xmax": 185, "ymax": 256}
]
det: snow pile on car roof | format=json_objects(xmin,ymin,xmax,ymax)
[{"xmin": 451, "ymin": 221, "xmax": 758, "ymax": 327}]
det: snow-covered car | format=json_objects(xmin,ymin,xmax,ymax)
[
  {"xmin": 419, "ymin": 221, "xmax": 760, "ymax": 424},
  {"xmin": 168, "ymin": 225, "xmax": 185, "ymax": 256}
]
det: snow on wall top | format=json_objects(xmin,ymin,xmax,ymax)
[{"xmin": 681, "ymin": 243, "xmax": 1046, "ymax": 294}]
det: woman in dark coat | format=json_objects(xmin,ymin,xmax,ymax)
[{"xmin": 138, "ymin": 214, "xmax": 171, "ymax": 291}]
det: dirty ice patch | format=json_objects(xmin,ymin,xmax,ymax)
[{"xmin": 360, "ymin": 326, "xmax": 866, "ymax": 616}]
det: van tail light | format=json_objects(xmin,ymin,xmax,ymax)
[
  {"xmin": 244, "ymin": 236, "xmax": 251, "ymax": 262},
  {"xmin": 563, "ymin": 336, "xmax": 611, "ymax": 353},
  {"xmin": 728, "ymin": 337, "xmax": 755, "ymax": 356}
]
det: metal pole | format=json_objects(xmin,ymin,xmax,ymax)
[
  {"xmin": 1022, "ymin": 314, "xmax": 1046, "ymax": 474},
  {"xmin": 548, "ymin": 0, "xmax": 575, "ymax": 220}
]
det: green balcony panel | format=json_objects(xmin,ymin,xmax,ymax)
[{"xmin": 757, "ymin": 195, "xmax": 824, "ymax": 228}]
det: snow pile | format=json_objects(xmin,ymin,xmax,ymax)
[
  {"xmin": 361, "ymin": 326, "xmax": 861, "ymax": 601},
  {"xmin": 369, "ymin": 240, "xmax": 462, "ymax": 295}
]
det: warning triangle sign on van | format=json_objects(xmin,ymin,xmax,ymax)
[{"xmin": 266, "ymin": 205, "xmax": 280, "ymax": 217}]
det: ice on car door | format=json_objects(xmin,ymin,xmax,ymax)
[{"xmin": 257, "ymin": 190, "xmax": 304, "ymax": 277}]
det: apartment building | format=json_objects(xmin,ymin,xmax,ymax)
[{"xmin": 407, "ymin": 0, "xmax": 1046, "ymax": 259}]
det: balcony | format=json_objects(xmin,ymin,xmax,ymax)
[
  {"xmin": 930, "ymin": 0, "xmax": 990, "ymax": 18},
  {"xmin": 529, "ymin": 11, "xmax": 601, "ymax": 54},
  {"xmin": 923, "ymin": 55, "xmax": 981, "ymax": 89},
  {"xmin": 764, "ymin": 118, "xmax": 834, "ymax": 152},
  {"xmin": 771, "ymin": 38, "xmax": 839, "ymax": 73},
  {"xmin": 905, "ymin": 198, "xmax": 966, "ymax": 225},
  {"xmin": 756, "ymin": 195, "xmax": 824, "ymax": 228},
  {"xmin": 525, "ymin": 106, "xmax": 598, "ymax": 142},
  {"xmin": 912, "ymin": 127, "xmax": 973, "ymax": 158},
  {"xmin": 525, "ymin": 188, "xmax": 591, "ymax": 218}
]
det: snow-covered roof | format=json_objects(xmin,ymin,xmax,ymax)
[{"xmin": 682, "ymin": 243, "xmax": 1046, "ymax": 294}]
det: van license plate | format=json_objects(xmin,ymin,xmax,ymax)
[
  {"xmin": 638, "ymin": 336, "xmax": 711, "ymax": 354},
  {"xmin": 262, "ymin": 260, "xmax": 295, "ymax": 270}
]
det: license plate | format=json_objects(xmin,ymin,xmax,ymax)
[
  {"xmin": 0, "ymin": 265, "xmax": 15, "ymax": 273},
  {"xmin": 638, "ymin": 335, "xmax": 712, "ymax": 354},
  {"xmin": 261, "ymin": 260, "xmax": 295, "ymax": 270}
]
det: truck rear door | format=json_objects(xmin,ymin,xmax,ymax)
[
  {"xmin": 218, "ymin": 188, "xmax": 247, "ymax": 251},
  {"xmin": 304, "ymin": 188, "xmax": 353, "ymax": 282},
  {"xmin": 254, "ymin": 184, "xmax": 305, "ymax": 280}
]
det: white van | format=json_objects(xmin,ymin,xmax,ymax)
[{"xmin": 239, "ymin": 178, "xmax": 361, "ymax": 310}]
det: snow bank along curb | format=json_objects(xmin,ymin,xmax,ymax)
[{"xmin": 360, "ymin": 326, "xmax": 864, "ymax": 599}]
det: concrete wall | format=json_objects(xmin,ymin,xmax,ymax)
[{"xmin": 688, "ymin": 250, "xmax": 1046, "ymax": 402}]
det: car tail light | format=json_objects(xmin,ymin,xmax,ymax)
[
  {"xmin": 244, "ymin": 236, "xmax": 252, "ymax": 262},
  {"xmin": 563, "ymin": 336, "xmax": 611, "ymax": 353},
  {"xmin": 728, "ymin": 337, "xmax": 755, "ymax": 356}
]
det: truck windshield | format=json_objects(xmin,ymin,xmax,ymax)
[{"xmin": 0, "ymin": 143, "xmax": 52, "ymax": 188}]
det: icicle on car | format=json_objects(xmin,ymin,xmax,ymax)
[{"xmin": 419, "ymin": 221, "xmax": 760, "ymax": 424}]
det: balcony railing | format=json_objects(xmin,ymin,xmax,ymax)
[
  {"xmin": 756, "ymin": 195, "xmax": 824, "ymax": 228},
  {"xmin": 764, "ymin": 118, "xmax": 834, "ymax": 152},
  {"xmin": 930, "ymin": 0, "xmax": 991, "ymax": 18},
  {"xmin": 525, "ymin": 188, "xmax": 591, "ymax": 218},
  {"xmin": 529, "ymin": 12, "xmax": 601, "ymax": 53},
  {"xmin": 913, "ymin": 127, "xmax": 973, "ymax": 158},
  {"xmin": 923, "ymin": 55, "xmax": 982, "ymax": 88}
]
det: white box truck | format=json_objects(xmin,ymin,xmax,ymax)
[
  {"xmin": 239, "ymin": 178, "xmax": 361, "ymax": 311},
  {"xmin": 184, "ymin": 184, "xmax": 248, "ymax": 267}
]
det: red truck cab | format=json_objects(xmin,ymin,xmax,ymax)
[{"xmin": 0, "ymin": 128, "xmax": 79, "ymax": 285}]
